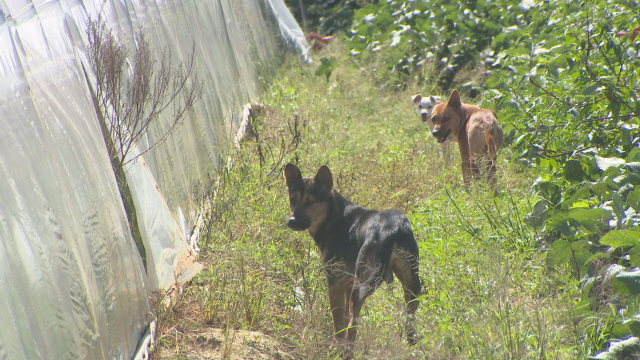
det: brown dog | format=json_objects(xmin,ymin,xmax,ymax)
[
  {"xmin": 429, "ymin": 90, "xmax": 503, "ymax": 195},
  {"xmin": 284, "ymin": 163, "xmax": 421, "ymax": 347}
]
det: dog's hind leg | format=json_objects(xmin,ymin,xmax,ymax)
[
  {"xmin": 470, "ymin": 157, "xmax": 482, "ymax": 181},
  {"xmin": 483, "ymin": 156, "xmax": 498, "ymax": 197},
  {"xmin": 391, "ymin": 246, "xmax": 421, "ymax": 345},
  {"xmin": 485, "ymin": 132, "xmax": 499, "ymax": 197}
]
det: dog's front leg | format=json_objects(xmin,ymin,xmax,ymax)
[
  {"xmin": 458, "ymin": 141, "xmax": 472, "ymax": 188},
  {"xmin": 327, "ymin": 277, "xmax": 350, "ymax": 341}
]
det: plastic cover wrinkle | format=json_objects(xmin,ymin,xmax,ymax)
[{"xmin": 0, "ymin": 0, "xmax": 308, "ymax": 358}]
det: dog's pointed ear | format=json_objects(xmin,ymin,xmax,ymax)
[
  {"xmin": 284, "ymin": 163, "xmax": 302, "ymax": 188},
  {"xmin": 314, "ymin": 165, "xmax": 333, "ymax": 192},
  {"xmin": 411, "ymin": 94, "xmax": 422, "ymax": 103},
  {"xmin": 429, "ymin": 95, "xmax": 441, "ymax": 104},
  {"xmin": 447, "ymin": 90, "xmax": 462, "ymax": 110}
]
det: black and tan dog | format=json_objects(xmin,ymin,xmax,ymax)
[
  {"xmin": 284, "ymin": 163, "xmax": 421, "ymax": 346},
  {"xmin": 429, "ymin": 89, "xmax": 503, "ymax": 196}
]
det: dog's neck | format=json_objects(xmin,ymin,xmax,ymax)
[
  {"xmin": 455, "ymin": 103, "xmax": 481, "ymax": 139},
  {"xmin": 308, "ymin": 190, "xmax": 356, "ymax": 242}
]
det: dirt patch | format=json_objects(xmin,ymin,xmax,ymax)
[{"xmin": 155, "ymin": 328, "xmax": 292, "ymax": 360}]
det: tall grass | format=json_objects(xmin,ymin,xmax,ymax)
[{"xmin": 154, "ymin": 42, "xmax": 584, "ymax": 359}]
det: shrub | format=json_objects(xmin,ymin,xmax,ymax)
[
  {"xmin": 86, "ymin": 13, "xmax": 202, "ymax": 174},
  {"xmin": 483, "ymin": 0, "xmax": 640, "ymax": 355},
  {"xmin": 346, "ymin": 0, "xmax": 527, "ymax": 91}
]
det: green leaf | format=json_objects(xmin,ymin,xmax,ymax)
[
  {"xmin": 595, "ymin": 155, "xmax": 625, "ymax": 171},
  {"xmin": 611, "ymin": 173, "xmax": 640, "ymax": 189},
  {"xmin": 551, "ymin": 239, "xmax": 572, "ymax": 264},
  {"xmin": 533, "ymin": 180, "xmax": 562, "ymax": 206},
  {"xmin": 613, "ymin": 270, "xmax": 640, "ymax": 295},
  {"xmin": 484, "ymin": 76, "xmax": 501, "ymax": 88},
  {"xmin": 568, "ymin": 208, "xmax": 613, "ymax": 233},
  {"xmin": 589, "ymin": 351, "xmax": 615, "ymax": 359},
  {"xmin": 626, "ymin": 190, "xmax": 640, "ymax": 212},
  {"xmin": 546, "ymin": 213, "xmax": 576, "ymax": 236},
  {"xmin": 600, "ymin": 229, "xmax": 640, "ymax": 249},
  {"xmin": 623, "ymin": 127, "xmax": 632, "ymax": 150},
  {"xmin": 611, "ymin": 323, "xmax": 633, "ymax": 340},
  {"xmin": 609, "ymin": 101, "xmax": 622, "ymax": 120},
  {"xmin": 628, "ymin": 320, "xmax": 640, "ymax": 338},
  {"xmin": 586, "ymin": 251, "xmax": 611, "ymax": 266},
  {"xmin": 315, "ymin": 57, "xmax": 336, "ymax": 82},
  {"xmin": 627, "ymin": 148, "xmax": 640, "ymax": 162},
  {"xmin": 623, "ymin": 162, "xmax": 640, "ymax": 175},
  {"xmin": 564, "ymin": 159, "xmax": 585, "ymax": 182},
  {"xmin": 630, "ymin": 246, "xmax": 640, "ymax": 267},
  {"xmin": 525, "ymin": 200, "xmax": 548, "ymax": 229},
  {"xmin": 612, "ymin": 192, "xmax": 625, "ymax": 220},
  {"xmin": 581, "ymin": 83, "xmax": 600, "ymax": 96},
  {"xmin": 608, "ymin": 337, "xmax": 640, "ymax": 355},
  {"xmin": 618, "ymin": 183, "xmax": 635, "ymax": 198},
  {"xmin": 581, "ymin": 277, "xmax": 595, "ymax": 302}
]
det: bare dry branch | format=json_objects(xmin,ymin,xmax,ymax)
[{"xmin": 86, "ymin": 14, "xmax": 203, "ymax": 175}]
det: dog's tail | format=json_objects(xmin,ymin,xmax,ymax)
[{"xmin": 357, "ymin": 240, "xmax": 395, "ymax": 301}]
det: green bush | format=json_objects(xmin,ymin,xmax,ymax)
[
  {"xmin": 284, "ymin": 0, "xmax": 362, "ymax": 35},
  {"xmin": 346, "ymin": 0, "xmax": 527, "ymax": 91},
  {"xmin": 483, "ymin": 0, "xmax": 640, "ymax": 355}
]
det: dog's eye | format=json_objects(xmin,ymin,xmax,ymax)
[{"xmin": 443, "ymin": 116, "xmax": 450, "ymax": 122}]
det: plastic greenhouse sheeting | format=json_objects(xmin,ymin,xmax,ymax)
[{"xmin": 0, "ymin": 0, "xmax": 308, "ymax": 358}]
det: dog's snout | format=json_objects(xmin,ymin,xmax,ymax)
[
  {"xmin": 286, "ymin": 215, "xmax": 310, "ymax": 231},
  {"xmin": 431, "ymin": 129, "xmax": 441, "ymax": 137}
]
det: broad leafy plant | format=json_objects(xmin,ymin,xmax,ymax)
[
  {"xmin": 484, "ymin": 0, "xmax": 640, "ymax": 355},
  {"xmin": 347, "ymin": 0, "xmax": 527, "ymax": 90}
]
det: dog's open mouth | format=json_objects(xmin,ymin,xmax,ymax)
[
  {"xmin": 436, "ymin": 129, "xmax": 451, "ymax": 143},
  {"xmin": 421, "ymin": 115, "xmax": 430, "ymax": 122}
]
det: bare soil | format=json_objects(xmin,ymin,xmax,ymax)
[{"xmin": 156, "ymin": 328, "xmax": 292, "ymax": 360}]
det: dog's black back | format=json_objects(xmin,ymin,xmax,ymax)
[{"xmin": 284, "ymin": 163, "xmax": 421, "ymax": 345}]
